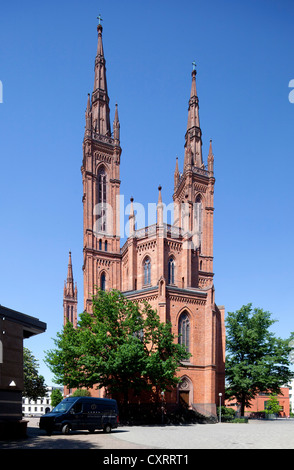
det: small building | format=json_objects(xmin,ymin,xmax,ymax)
[
  {"xmin": 226, "ymin": 387, "xmax": 290, "ymax": 418},
  {"xmin": 287, "ymin": 379, "xmax": 294, "ymax": 414},
  {"xmin": 0, "ymin": 305, "xmax": 46, "ymax": 438},
  {"xmin": 22, "ymin": 386, "xmax": 63, "ymax": 416}
]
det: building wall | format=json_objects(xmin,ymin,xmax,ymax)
[
  {"xmin": 0, "ymin": 306, "xmax": 46, "ymax": 428},
  {"xmin": 22, "ymin": 386, "xmax": 64, "ymax": 416},
  {"xmin": 0, "ymin": 318, "xmax": 24, "ymax": 392},
  {"xmin": 0, "ymin": 318, "xmax": 24, "ymax": 421},
  {"xmin": 288, "ymin": 379, "xmax": 294, "ymax": 413},
  {"xmin": 226, "ymin": 388, "xmax": 290, "ymax": 417}
]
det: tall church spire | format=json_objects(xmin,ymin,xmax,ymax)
[
  {"xmin": 66, "ymin": 251, "xmax": 74, "ymax": 297},
  {"xmin": 92, "ymin": 21, "xmax": 111, "ymax": 136},
  {"xmin": 63, "ymin": 251, "xmax": 78, "ymax": 327},
  {"xmin": 82, "ymin": 19, "xmax": 122, "ymax": 312},
  {"xmin": 186, "ymin": 63, "xmax": 203, "ymax": 168}
]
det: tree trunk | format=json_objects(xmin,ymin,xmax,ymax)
[{"xmin": 240, "ymin": 395, "xmax": 246, "ymax": 417}]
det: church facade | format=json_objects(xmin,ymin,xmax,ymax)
[{"xmin": 63, "ymin": 22, "xmax": 225, "ymax": 418}]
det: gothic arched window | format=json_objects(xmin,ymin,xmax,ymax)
[
  {"xmin": 101, "ymin": 272, "xmax": 106, "ymax": 291},
  {"xmin": 97, "ymin": 167, "xmax": 107, "ymax": 232},
  {"xmin": 193, "ymin": 194, "xmax": 202, "ymax": 249},
  {"xmin": 144, "ymin": 257, "xmax": 151, "ymax": 285},
  {"xmin": 168, "ymin": 257, "xmax": 175, "ymax": 284},
  {"xmin": 178, "ymin": 311, "xmax": 190, "ymax": 353}
]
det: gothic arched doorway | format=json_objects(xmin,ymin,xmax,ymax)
[{"xmin": 178, "ymin": 376, "xmax": 193, "ymax": 408}]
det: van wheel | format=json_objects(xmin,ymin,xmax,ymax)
[
  {"xmin": 103, "ymin": 424, "xmax": 112, "ymax": 433},
  {"xmin": 62, "ymin": 424, "xmax": 70, "ymax": 435}
]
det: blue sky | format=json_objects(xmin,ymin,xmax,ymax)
[{"xmin": 0, "ymin": 0, "xmax": 293, "ymax": 385}]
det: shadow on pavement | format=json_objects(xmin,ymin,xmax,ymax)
[{"xmin": 0, "ymin": 423, "xmax": 121, "ymax": 449}]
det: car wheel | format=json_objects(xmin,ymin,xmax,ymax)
[
  {"xmin": 103, "ymin": 424, "xmax": 112, "ymax": 433},
  {"xmin": 88, "ymin": 427, "xmax": 95, "ymax": 433},
  {"xmin": 62, "ymin": 424, "xmax": 70, "ymax": 435}
]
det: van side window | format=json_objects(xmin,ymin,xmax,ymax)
[{"xmin": 73, "ymin": 402, "xmax": 83, "ymax": 413}]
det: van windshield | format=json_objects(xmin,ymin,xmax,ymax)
[{"xmin": 52, "ymin": 401, "xmax": 73, "ymax": 413}]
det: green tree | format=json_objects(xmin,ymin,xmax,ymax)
[
  {"xmin": 45, "ymin": 290, "xmax": 189, "ymax": 404},
  {"xmin": 51, "ymin": 388, "xmax": 63, "ymax": 408},
  {"xmin": 23, "ymin": 348, "xmax": 47, "ymax": 401},
  {"xmin": 72, "ymin": 389, "xmax": 91, "ymax": 397},
  {"xmin": 225, "ymin": 304, "xmax": 294, "ymax": 417},
  {"xmin": 263, "ymin": 395, "xmax": 281, "ymax": 417}
]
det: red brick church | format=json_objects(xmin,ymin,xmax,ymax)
[{"xmin": 63, "ymin": 20, "xmax": 225, "ymax": 418}]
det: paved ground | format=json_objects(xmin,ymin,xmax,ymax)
[{"xmin": 1, "ymin": 417, "xmax": 294, "ymax": 450}]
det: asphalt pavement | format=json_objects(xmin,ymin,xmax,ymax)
[{"xmin": 1, "ymin": 417, "xmax": 294, "ymax": 450}]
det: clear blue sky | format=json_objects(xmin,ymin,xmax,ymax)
[{"xmin": 0, "ymin": 0, "xmax": 293, "ymax": 385}]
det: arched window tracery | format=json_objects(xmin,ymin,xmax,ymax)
[
  {"xmin": 101, "ymin": 272, "xmax": 106, "ymax": 291},
  {"xmin": 178, "ymin": 311, "xmax": 190, "ymax": 353},
  {"xmin": 143, "ymin": 257, "xmax": 151, "ymax": 285},
  {"xmin": 168, "ymin": 257, "xmax": 175, "ymax": 284},
  {"xmin": 97, "ymin": 167, "xmax": 107, "ymax": 232}
]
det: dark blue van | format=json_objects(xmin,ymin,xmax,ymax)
[{"xmin": 39, "ymin": 396, "xmax": 119, "ymax": 435}]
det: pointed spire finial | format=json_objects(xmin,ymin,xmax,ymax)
[
  {"xmin": 208, "ymin": 139, "xmax": 214, "ymax": 174},
  {"xmin": 97, "ymin": 14, "xmax": 103, "ymax": 25},
  {"xmin": 158, "ymin": 185, "xmax": 162, "ymax": 204},
  {"xmin": 186, "ymin": 60, "xmax": 202, "ymax": 167},
  {"xmin": 65, "ymin": 251, "xmax": 74, "ymax": 298},
  {"xmin": 114, "ymin": 102, "xmax": 119, "ymax": 122},
  {"xmin": 174, "ymin": 157, "xmax": 180, "ymax": 188},
  {"xmin": 129, "ymin": 197, "xmax": 135, "ymax": 235},
  {"xmin": 113, "ymin": 103, "xmax": 120, "ymax": 142},
  {"xmin": 93, "ymin": 18, "xmax": 111, "ymax": 136},
  {"xmin": 157, "ymin": 186, "xmax": 163, "ymax": 226}
]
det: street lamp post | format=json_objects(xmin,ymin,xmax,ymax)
[
  {"xmin": 161, "ymin": 390, "xmax": 165, "ymax": 425},
  {"xmin": 219, "ymin": 393, "xmax": 222, "ymax": 423}
]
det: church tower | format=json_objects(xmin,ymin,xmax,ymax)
[
  {"xmin": 81, "ymin": 20, "xmax": 122, "ymax": 312},
  {"xmin": 63, "ymin": 251, "xmax": 78, "ymax": 327},
  {"xmin": 173, "ymin": 64, "xmax": 215, "ymax": 290}
]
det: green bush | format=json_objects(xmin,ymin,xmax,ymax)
[
  {"xmin": 217, "ymin": 406, "xmax": 235, "ymax": 422},
  {"xmin": 71, "ymin": 389, "xmax": 91, "ymax": 397},
  {"xmin": 51, "ymin": 388, "xmax": 63, "ymax": 408}
]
